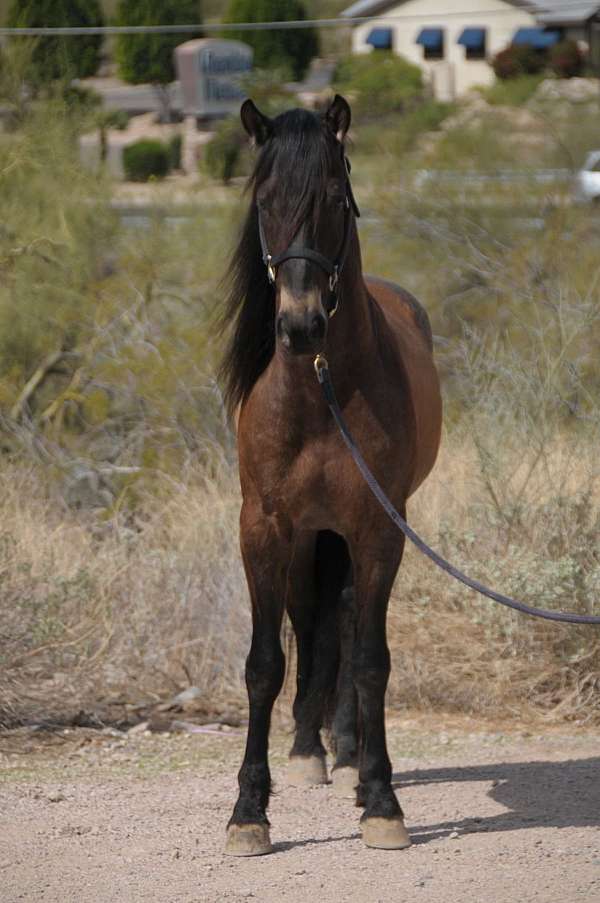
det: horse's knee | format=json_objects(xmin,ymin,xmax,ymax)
[
  {"xmin": 352, "ymin": 650, "xmax": 390, "ymax": 696},
  {"xmin": 245, "ymin": 647, "xmax": 285, "ymax": 703}
]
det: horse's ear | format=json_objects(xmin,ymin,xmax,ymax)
[
  {"xmin": 324, "ymin": 94, "xmax": 351, "ymax": 143},
  {"xmin": 240, "ymin": 99, "xmax": 273, "ymax": 146}
]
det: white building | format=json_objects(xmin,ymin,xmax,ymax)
[{"xmin": 340, "ymin": 0, "xmax": 600, "ymax": 99}]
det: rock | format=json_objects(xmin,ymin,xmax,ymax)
[
  {"xmin": 128, "ymin": 721, "xmax": 149, "ymax": 735},
  {"xmin": 171, "ymin": 720, "xmax": 222, "ymax": 734},
  {"xmin": 47, "ymin": 791, "xmax": 66, "ymax": 803},
  {"xmin": 449, "ymin": 830, "xmax": 460, "ymax": 839},
  {"xmin": 172, "ymin": 687, "xmax": 201, "ymax": 706},
  {"xmin": 533, "ymin": 77, "xmax": 600, "ymax": 104}
]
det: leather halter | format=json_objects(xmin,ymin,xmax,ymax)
[{"xmin": 257, "ymin": 152, "xmax": 360, "ymax": 318}]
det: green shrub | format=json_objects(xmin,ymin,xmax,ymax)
[
  {"xmin": 492, "ymin": 44, "xmax": 547, "ymax": 80},
  {"xmin": 123, "ymin": 139, "xmax": 170, "ymax": 182},
  {"xmin": 201, "ymin": 117, "xmax": 247, "ymax": 184},
  {"xmin": 333, "ymin": 52, "xmax": 423, "ymax": 118},
  {"xmin": 550, "ymin": 39, "xmax": 584, "ymax": 78},
  {"xmin": 168, "ymin": 133, "xmax": 183, "ymax": 170}
]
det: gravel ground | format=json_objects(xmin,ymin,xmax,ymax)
[{"xmin": 1, "ymin": 714, "xmax": 600, "ymax": 903}]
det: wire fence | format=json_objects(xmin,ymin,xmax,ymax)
[{"xmin": 0, "ymin": 4, "xmax": 590, "ymax": 37}]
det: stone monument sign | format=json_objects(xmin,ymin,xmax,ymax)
[{"xmin": 175, "ymin": 38, "xmax": 253, "ymax": 119}]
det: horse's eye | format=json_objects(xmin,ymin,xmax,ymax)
[{"xmin": 257, "ymin": 197, "xmax": 270, "ymax": 212}]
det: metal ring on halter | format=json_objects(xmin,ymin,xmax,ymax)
[
  {"xmin": 329, "ymin": 266, "xmax": 339, "ymax": 293},
  {"xmin": 328, "ymin": 295, "xmax": 339, "ymax": 318},
  {"xmin": 266, "ymin": 255, "xmax": 276, "ymax": 284}
]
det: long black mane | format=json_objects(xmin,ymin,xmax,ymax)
[{"xmin": 219, "ymin": 108, "xmax": 341, "ymax": 415}]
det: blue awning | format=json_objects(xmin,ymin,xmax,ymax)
[
  {"xmin": 416, "ymin": 27, "xmax": 443, "ymax": 49},
  {"xmin": 366, "ymin": 27, "xmax": 392, "ymax": 49},
  {"xmin": 457, "ymin": 27, "xmax": 486, "ymax": 49},
  {"xmin": 513, "ymin": 28, "xmax": 560, "ymax": 48}
]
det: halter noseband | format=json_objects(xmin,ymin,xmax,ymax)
[{"xmin": 257, "ymin": 152, "xmax": 360, "ymax": 318}]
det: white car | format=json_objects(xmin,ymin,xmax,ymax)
[{"xmin": 576, "ymin": 151, "xmax": 600, "ymax": 202}]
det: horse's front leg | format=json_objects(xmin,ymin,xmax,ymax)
[
  {"xmin": 351, "ymin": 525, "xmax": 410, "ymax": 850},
  {"xmin": 225, "ymin": 505, "xmax": 290, "ymax": 857}
]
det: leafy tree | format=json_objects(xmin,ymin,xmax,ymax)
[
  {"xmin": 6, "ymin": 0, "xmax": 104, "ymax": 85},
  {"xmin": 115, "ymin": 0, "xmax": 202, "ymax": 121},
  {"xmin": 224, "ymin": 0, "xmax": 319, "ymax": 81}
]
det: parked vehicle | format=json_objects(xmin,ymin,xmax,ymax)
[{"xmin": 575, "ymin": 151, "xmax": 600, "ymax": 202}]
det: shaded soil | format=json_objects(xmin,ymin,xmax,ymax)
[{"xmin": 2, "ymin": 714, "xmax": 600, "ymax": 902}]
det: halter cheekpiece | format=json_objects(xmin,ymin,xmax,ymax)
[{"xmin": 257, "ymin": 149, "xmax": 360, "ymax": 318}]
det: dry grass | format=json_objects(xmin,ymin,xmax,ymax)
[
  {"xmin": 0, "ymin": 461, "xmax": 249, "ymax": 727},
  {"xmin": 389, "ymin": 434, "xmax": 600, "ymax": 723},
  {"xmin": 2, "ymin": 425, "xmax": 600, "ymax": 729}
]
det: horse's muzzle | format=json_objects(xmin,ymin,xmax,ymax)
[{"xmin": 276, "ymin": 309, "xmax": 327, "ymax": 356}]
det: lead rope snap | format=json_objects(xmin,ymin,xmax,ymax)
[{"xmin": 313, "ymin": 353, "xmax": 329, "ymax": 383}]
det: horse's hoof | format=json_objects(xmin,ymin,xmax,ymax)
[
  {"xmin": 287, "ymin": 755, "xmax": 328, "ymax": 786},
  {"xmin": 331, "ymin": 766, "xmax": 359, "ymax": 799},
  {"xmin": 361, "ymin": 817, "xmax": 411, "ymax": 850},
  {"xmin": 225, "ymin": 823, "xmax": 273, "ymax": 857}
]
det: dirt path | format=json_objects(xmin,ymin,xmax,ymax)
[{"xmin": 2, "ymin": 714, "xmax": 600, "ymax": 903}]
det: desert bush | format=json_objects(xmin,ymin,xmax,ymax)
[
  {"xmin": 492, "ymin": 44, "xmax": 547, "ymax": 80},
  {"xmin": 201, "ymin": 116, "xmax": 248, "ymax": 184},
  {"xmin": 550, "ymin": 39, "xmax": 584, "ymax": 78},
  {"xmin": 333, "ymin": 51, "xmax": 424, "ymax": 118},
  {"xmin": 481, "ymin": 73, "xmax": 544, "ymax": 106},
  {"xmin": 123, "ymin": 139, "xmax": 170, "ymax": 181}
]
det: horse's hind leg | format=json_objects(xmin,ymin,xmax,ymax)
[
  {"xmin": 287, "ymin": 530, "xmax": 349, "ymax": 786},
  {"xmin": 330, "ymin": 582, "xmax": 360, "ymax": 799},
  {"xmin": 286, "ymin": 533, "xmax": 327, "ymax": 785},
  {"xmin": 225, "ymin": 506, "xmax": 289, "ymax": 857}
]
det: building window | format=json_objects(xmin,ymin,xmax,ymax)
[
  {"xmin": 457, "ymin": 27, "xmax": 487, "ymax": 60},
  {"xmin": 365, "ymin": 27, "xmax": 393, "ymax": 50},
  {"xmin": 512, "ymin": 27, "xmax": 560, "ymax": 49},
  {"xmin": 416, "ymin": 27, "xmax": 444, "ymax": 60}
]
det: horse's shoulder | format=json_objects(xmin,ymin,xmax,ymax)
[{"xmin": 364, "ymin": 275, "xmax": 433, "ymax": 352}]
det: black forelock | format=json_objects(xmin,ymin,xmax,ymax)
[{"xmin": 250, "ymin": 108, "xmax": 342, "ymax": 245}]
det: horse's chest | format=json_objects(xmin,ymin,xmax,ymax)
[{"xmin": 243, "ymin": 421, "xmax": 405, "ymax": 531}]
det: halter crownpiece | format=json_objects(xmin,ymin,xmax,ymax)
[{"xmin": 257, "ymin": 150, "xmax": 360, "ymax": 318}]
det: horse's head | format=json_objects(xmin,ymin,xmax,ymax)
[{"xmin": 241, "ymin": 95, "xmax": 353, "ymax": 357}]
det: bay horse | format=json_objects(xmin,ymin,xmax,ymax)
[{"xmin": 221, "ymin": 95, "xmax": 442, "ymax": 855}]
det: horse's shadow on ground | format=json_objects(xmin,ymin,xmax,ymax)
[{"xmin": 392, "ymin": 757, "xmax": 600, "ymax": 845}]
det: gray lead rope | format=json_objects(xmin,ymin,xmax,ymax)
[{"xmin": 314, "ymin": 354, "xmax": 600, "ymax": 626}]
